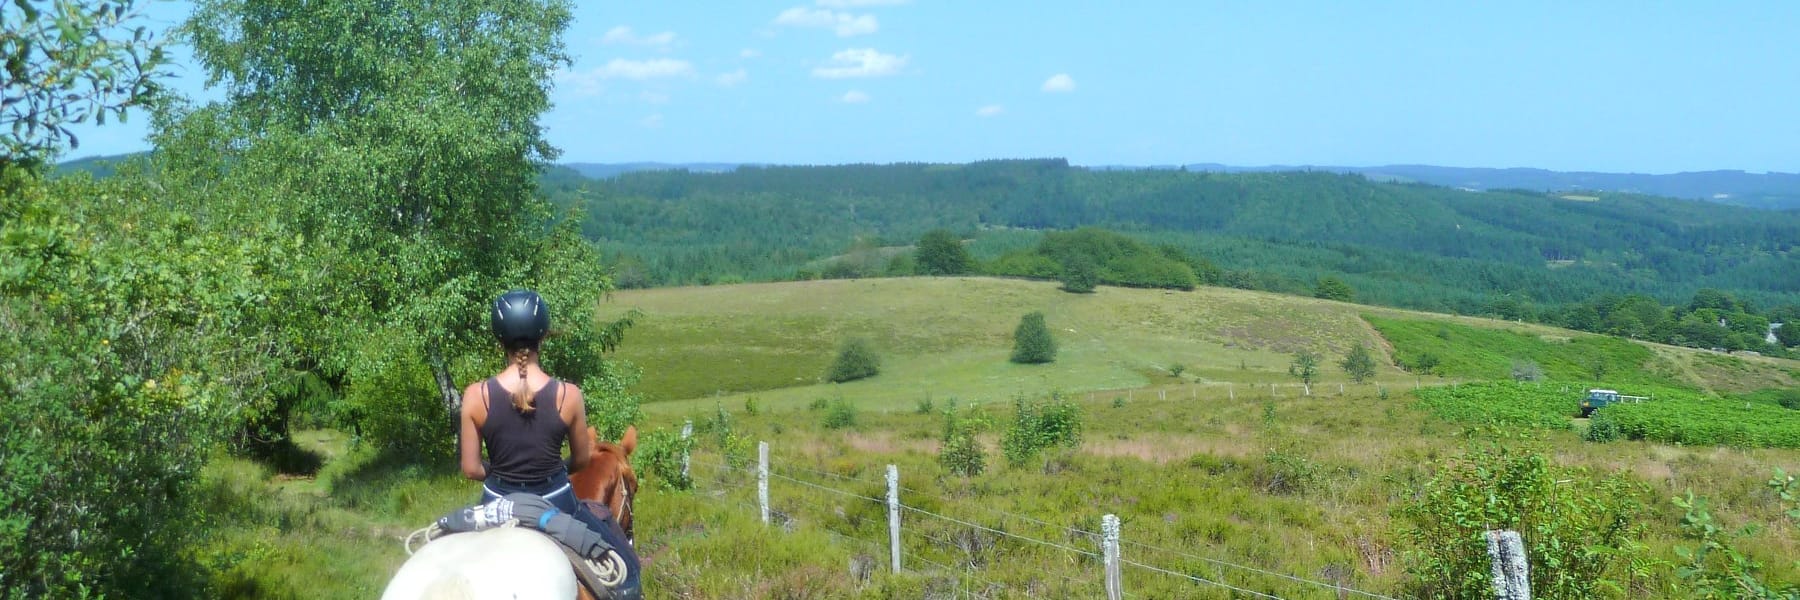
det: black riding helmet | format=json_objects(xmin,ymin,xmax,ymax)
[{"xmin": 491, "ymin": 289, "xmax": 550, "ymax": 347}]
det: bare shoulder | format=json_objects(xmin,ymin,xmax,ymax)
[
  {"xmin": 461, "ymin": 379, "xmax": 489, "ymax": 415},
  {"xmin": 560, "ymin": 381, "xmax": 587, "ymax": 417}
]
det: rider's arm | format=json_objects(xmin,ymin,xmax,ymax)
[
  {"xmin": 564, "ymin": 385, "xmax": 593, "ymax": 474},
  {"xmin": 459, "ymin": 382, "xmax": 488, "ymax": 481}
]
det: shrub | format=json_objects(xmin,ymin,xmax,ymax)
[
  {"xmin": 1584, "ymin": 413, "xmax": 1622, "ymax": 443},
  {"xmin": 915, "ymin": 397, "xmax": 934, "ymax": 414},
  {"xmin": 825, "ymin": 337, "xmax": 881, "ymax": 383},
  {"xmin": 1778, "ymin": 389, "xmax": 1800, "ymax": 411},
  {"xmin": 1000, "ymin": 393, "xmax": 1082, "ymax": 466},
  {"xmin": 1289, "ymin": 351, "xmax": 1319, "ymax": 385},
  {"xmin": 1010, "ymin": 312, "xmax": 1057, "ymax": 364},
  {"xmin": 1168, "ymin": 363, "xmax": 1186, "ymax": 378},
  {"xmin": 1510, "ymin": 359, "xmax": 1545, "ymax": 382},
  {"xmin": 1398, "ymin": 442, "xmax": 1646, "ymax": 599},
  {"xmin": 938, "ymin": 402, "xmax": 988, "ymax": 477},
  {"xmin": 636, "ymin": 427, "xmax": 695, "ymax": 491},
  {"xmin": 1340, "ymin": 345, "xmax": 1375, "ymax": 383},
  {"xmin": 822, "ymin": 397, "xmax": 858, "ymax": 430}
]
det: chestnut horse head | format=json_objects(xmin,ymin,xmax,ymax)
[{"xmin": 570, "ymin": 425, "xmax": 639, "ymax": 543}]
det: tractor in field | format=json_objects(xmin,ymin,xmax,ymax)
[{"xmin": 1579, "ymin": 388, "xmax": 1649, "ymax": 417}]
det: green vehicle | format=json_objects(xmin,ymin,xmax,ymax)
[{"xmin": 1580, "ymin": 389, "xmax": 1619, "ymax": 418}]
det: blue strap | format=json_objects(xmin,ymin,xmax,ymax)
[{"xmin": 538, "ymin": 507, "xmax": 560, "ymax": 530}]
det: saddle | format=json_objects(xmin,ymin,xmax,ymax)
[{"xmin": 415, "ymin": 494, "xmax": 639, "ymax": 600}]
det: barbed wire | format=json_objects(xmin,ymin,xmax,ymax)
[
  {"xmin": 898, "ymin": 482, "xmax": 1102, "ymax": 541},
  {"xmin": 1122, "ymin": 558, "xmax": 1284, "ymax": 600},
  {"xmin": 1120, "ymin": 539, "xmax": 1399, "ymax": 600},
  {"xmin": 901, "ymin": 504, "xmax": 1098, "ymax": 558},
  {"xmin": 769, "ymin": 471, "xmax": 884, "ymax": 504}
]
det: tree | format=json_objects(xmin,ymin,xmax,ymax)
[
  {"xmin": 915, "ymin": 229, "xmax": 973, "ymax": 275},
  {"xmin": 1289, "ymin": 351, "xmax": 1320, "ymax": 385},
  {"xmin": 2, "ymin": 0, "xmax": 168, "ymax": 165},
  {"xmin": 179, "ymin": 0, "xmax": 617, "ymax": 451},
  {"xmin": 1777, "ymin": 323, "xmax": 1799, "ymax": 348},
  {"xmin": 1340, "ymin": 345, "xmax": 1376, "ymax": 383},
  {"xmin": 1314, "ymin": 275, "xmax": 1354, "ymax": 302},
  {"xmin": 826, "ymin": 337, "xmax": 881, "ymax": 383},
  {"xmin": 1011, "ymin": 311, "xmax": 1057, "ymax": 364},
  {"xmin": 1059, "ymin": 253, "xmax": 1099, "ymax": 293}
]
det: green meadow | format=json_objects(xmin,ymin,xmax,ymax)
[{"xmin": 188, "ymin": 277, "xmax": 1800, "ymax": 598}]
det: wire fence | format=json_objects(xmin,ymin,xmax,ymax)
[{"xmin": 681, "ymin": 443, "xmax": 1402, "ymax": 600}]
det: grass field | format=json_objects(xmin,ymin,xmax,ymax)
[{"xmin": 196, "ymin": 277, "xmax": 1800, "ymax": 598}]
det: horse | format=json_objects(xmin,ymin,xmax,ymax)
[{"xmin": 381, "ymin": 426, "xmax": 640, "ymax": 600}]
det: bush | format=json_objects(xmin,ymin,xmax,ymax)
[
  {"xmin": 1000, "ymin": 393, "xmax": 1082, "ymax": 466},
  {"xmin": 1340, "ymin": 345, "xmax": 1375, "ymax": 383},
  {"xmin": 1398, "ymin": 443, "xmax": 1646, "ymax": 599},
  {"xmin": 825, "ymin": 337, "xmax": 881, "ymax": 383},
  {"xmin": 822, "ymin": 397, "xmax": 858, "ymax": 430},
  {"xmin": 636, "ymin": 427, "xmax": 695, "ymax": 491},
  {"xmin": 938, "ymin": 402, "xmax": 988, "ymax": 477},
  {"xmin": 1010, "ymin": 312, "xmax": 1057, "ymax": 364},
  {"xmin": 1584, "ymin": 413, "xmax": 1622, "ymax": 443},
  {"xmin": 1778, "ymin": 389, "xmax": 1800, "ymax": 411}
]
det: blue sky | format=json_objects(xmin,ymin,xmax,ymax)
[{"xmin": 65, "ymin": 1, "xmax": 1800, "ymax": 173}]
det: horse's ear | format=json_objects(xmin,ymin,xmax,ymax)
[{"xmin": 621, "ymin": 425, "xmax": 638, "ymax": 457}]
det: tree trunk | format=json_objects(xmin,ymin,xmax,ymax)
[{"xmin": 429, "ymin": 345, "xmax": 462, "ymax": 417}]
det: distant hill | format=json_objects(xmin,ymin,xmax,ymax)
[
  {"xmin": 546, "ymin": 159, "xmax": 1800, "ymax": 316},
  {"xmin": 563, "ymin": 162, "xmax": 745, "ymax": 179},
  {"xmin": 1176, "ymin": 164, "xmax": 1800, "ymax": 210}
]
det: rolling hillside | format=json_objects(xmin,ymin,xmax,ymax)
[{"xmin": 598, "ymin": 277, "xmax": 1799, "ymax": 411}]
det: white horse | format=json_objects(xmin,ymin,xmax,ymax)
[
  {"xmin": 381, "ymin": 526, "xmax": 580, "ymax": 600},
  {"xmin": 382, "ymin": 427, "xmax": 638, "ymax": 600}
]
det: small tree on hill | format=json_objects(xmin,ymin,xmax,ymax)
[
  {"xmin": 1059, "ymin": 254, "xmax": 1099, "ymax": 293},
  {"xmin": 1289, "ymin": 350, "xmax": 1319, "ymax": 385},
  {"xmin": 1340, "ymin": 345, "xmax": 1376, "ymax": 383},
  {"xmin": 916, "ymin": 229, "xmax": 973, "ymax": 276},
  {"xmin": 1314, "ymin": 276, "xmax": 1354, "ymax": 302},
  {"xmin": 1011, "ymin": 312, "xmax": 1057, "ymax": 364},
  {"xmin": 826, "ymin": 338, "xmax": 881, "ymax": 382}
]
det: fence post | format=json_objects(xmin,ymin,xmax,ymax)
[
  {"xmin": 1102, "ymin": 513, "xmax": 1123, "ymax": 600},
  {"xmin": 887, "ymin": 464, "xmax": 901, "ymax": 573},
  {"xmin": 1229, "ymin": 384, "xmax": 1234, "ymax": 401},
  {"xmin": 1159, "ymin": 389, "xmax": 1166, "ymax": 401},
  {"xmin": 1486, "ymin": 529, "xmax": 1530, "ymax": 600},
  {"xmin": 1304, "ymin": 383, "xmax": 1311, "ymax": 396},
  {"xmin": 1339, "ymin": 383, "xmax": 1344, "ymax": 395},
  {"xmin": 758, "ymin": 441, "xmax": 770, "ymax": 525},
  {"xmin": 680, "ymin": 419, "xmax": 694, "ymax": 481}
]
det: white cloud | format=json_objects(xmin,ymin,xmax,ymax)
[
  {"xmin": 740, "ymin": 48, "xmax": 762, "ymax": 59},
  {"xmin": 840, "ymin": 90, "xmax": 870, "ymax": 103},
  {"xmin": 589, "ymin": 58, "xmax": 694, "ymax": 80},
  {"xmin": 641, "ymin": 113, "xmax": 664, "ymax": 128},
  {"xmin": 774, "ymin": 7, "xmax": 878, "ymax": 37},
  {"xmin": 602, "ymin": 26, "xmax": 677, "ymax": 48},
  {"xmin": 1041, "ymin": 73, "xmax": 1076, "ymax": 93},
  {"xmin": 817, "ymin": 0, "xmax": 909, "ymax": 6},
  {"xmin": 812, "ymin": 48, "xmax": 907, "ymax": 78},
  {"xmin": 639, "ymin": 90, "xmax": 670, "ymax": 104},
  {"xmin": 976, "ymin": 104, "xmax": 1004, "ymax": 117},
  {"xmin": 554, "ymin": 68, "xmax": 605, "ymax": 96},
  {"xmin": 716, "ymin": 68, "xmax": 749, "ymax": 87}
]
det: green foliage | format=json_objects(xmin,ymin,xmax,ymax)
[
  {"xmin": 1368, "ymin": 316, "xmax": 1675, "ymax": 386},
  {"xmin": 937, "ymin": 401, "xmax": 988, "ymax": 477},
  {"xmin": 915, "ymin": 397, "xmax": 934, "ymax": 414},
  {"xmin": 915, "ymin": 228, "xmax": 973, "ymax": 275},
  {"xmin": 1339, "ymin": 345, "xmax": 1375, "ymax": 383},
  {"xmin": 1058, "ymin": 253, "xmax": 1099, "ymax": 293},
  {"xmin": 1416, "ymin": 382, "xmax": 1580, "ymax": 431},
  {"xmin": 1289, "ymin": 350, "xmax": 1320, "ymax": 385},
  {"xmin": 825, "ymin": 337, "xmax": 881, "ymax": 383},
  {"xmin": 1, "ymin": 167, "xmax": 285, "ymax": 597},
  {"xmin": 636, "ymin": 427, "xmax": 695, "ymax": 491},
  {"xmin": 1585, "ymin": 413, "xmax": 1623, "ymax": 442},
  {"xmin": 1167, "ymin": 363, "xmax": 1186, "ymax": 378},
  {"xmin": 1510, "ymin": 359, "xmax": 1545, "ymax": 382},
  {"xmin": 999, "ymin": 393, "xmax": 1082, "ymax": 467},
  {"xmin": 1, "ymin": 0, "xmax": 168, "ymax": 163},
  {"xmin": 1605, "ymin": 396, "xmax": 1800, "ymax": 449},
  {"xmin": 1314, "ymin": 275, "xmax": 1354, "ymax": 302},
  {"xmin": 821, "ymin": 397, "xmax": 859, "ymax": 430},
  {"xmin": 1671, "ymin": 473, "xmax": 1800, "ymax": 599},
  {"xmin": 1398, "ymin": 443, "xmax": 1647, "ymax": 600},
  {"xmin": 1009, "ymin": 311, "xmax": 1057, "ymax": 364}
]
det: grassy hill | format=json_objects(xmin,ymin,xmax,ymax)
[{"xmin": 600, "ymin": 277, "xmax": 1798, "ymax": 412}]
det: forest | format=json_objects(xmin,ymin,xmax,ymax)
[{"xmin": 545, "ymin": 160, "xmax": 1800, "ymax": 357}]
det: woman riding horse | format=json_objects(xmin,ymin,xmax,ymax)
[{"xmin": 457, "ymin": 289, "xmax": 639, "ymax": 593}]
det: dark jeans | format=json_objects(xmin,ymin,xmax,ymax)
[{"xmin": 481, "ymin": 470, "xmax": 642, "ymax": 597}]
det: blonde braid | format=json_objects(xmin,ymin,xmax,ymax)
[{"xmin": 511, "ymin": 347, "xmax": 535, "ymax": 414}]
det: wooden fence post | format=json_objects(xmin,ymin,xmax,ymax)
[
  {"xmin": 1159, "ymin": 389, "xmax": 1166, "ymax": 401},
  {"xmin": 1102, "ymin": 513, "xmax": 1123, "ymax": 600},
  {"xmin": 680, "ymin": 419, "xmax": 693, "ymax": 481},
  {"xmin": 758, "ymin": 441, "xmax": 770, "ymax": 525},
  {"xmin": 887, "ymin": 464, "xmax": 901, "ymax": 573},
  {"xmin": 1487, "ymin": 529, "xmax": 1530, "ymax": 600},
  {"xmin": 1304, "ymin": 383, "xmax": 1311, "ymax": 396},
  {"xmin": 1229, "ymin": 384, "xmax": 1234, "ymax": 401}
]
